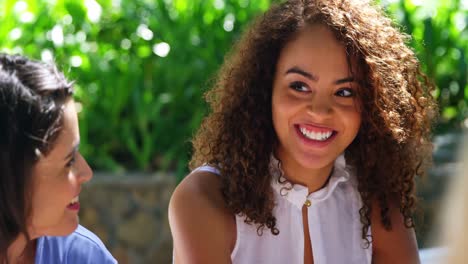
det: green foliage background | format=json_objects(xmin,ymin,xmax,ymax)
[{"xmin": 1, "ymin": 0, "xmax": 466, "ymax": 177}]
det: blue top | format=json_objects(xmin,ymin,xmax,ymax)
[{"xmin": 35, "ymin": 225, "xmax": 117, "ymax": 264}]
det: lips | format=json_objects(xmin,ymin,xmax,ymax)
[
  {"xmin": 298, "ymin": 126, "xmax": 334, "ymax": 141},
  {"xmin": 66, "ymin": 202, "xmax": 80, "ymax": 211},
  {"xmin": 294, "ymin": 124, "xmax": 337, "ymax": 146},
  {"xmin": 67, "ymin": 196, "xmax": 80, "ymax": 211}
]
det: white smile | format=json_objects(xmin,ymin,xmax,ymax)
[
  {"xmin": 69, "ymin": 196, "xmax": 79, "ymax": 205},
  {"xmin": 299, "ymin": 126, "xmax": 333, "ymax": 141}
]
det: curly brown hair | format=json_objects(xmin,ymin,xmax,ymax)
[{"xmin": 190, "ymin": 0, "xmax": 437, "ymax": 242}]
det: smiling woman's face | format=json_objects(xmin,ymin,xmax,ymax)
[
  {"xmin": 272, "ymin": 23, "xmax": 362, "ymax": 173},
  {"xmin": 29, "ymin": 99, "xmax": 93, "ymax": 238}
]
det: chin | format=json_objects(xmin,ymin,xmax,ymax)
[
  {"xmin": 296, "ymin": 152, "xmax": 336, "ymax": 170},
  {"xmin": 59, "ymin": 216, "xmax": 80, "ymax": 236},
  {"xmin": 61, "ymin": 222, "xmax": 79, "ymax": 236},
  {"xmin": 46, "ymin": 216, "xmax": 79, "ymax": 237}
]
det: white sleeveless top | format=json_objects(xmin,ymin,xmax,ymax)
[{"xmin": 193, "ymin": 155, "xmax": 372, "ymax": 264}]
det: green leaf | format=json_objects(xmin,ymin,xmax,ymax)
[
  {"xmin": 137, "ymin": 45, "xmax": 151, "ymax": 58},
  {"xmin": 65, "ymin": 1, "xmax": 86, "ymax": 24},
  {"xmin": 442, "ymin": 106, "xmax": 458, "ymax": 120}
]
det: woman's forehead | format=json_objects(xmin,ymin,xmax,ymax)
[{"xmin": 277, "ymin": 24, "xmax": 351, "ymax": 77}]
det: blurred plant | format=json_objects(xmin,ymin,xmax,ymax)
[
  {"xmin": 382, "ymin": 0, "xmax": 468, "ymax": 132},
  {"xmin": 0, "ymin": 0, "xmax": 465, "ymax": 177},
  {"xmin": 0, "ymin": 0, "xmax": 270, "ymax": 178}
]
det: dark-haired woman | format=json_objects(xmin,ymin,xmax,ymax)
[{"xmin": 0, "ymin": 54, "xmax": 116, "ymax": 263}]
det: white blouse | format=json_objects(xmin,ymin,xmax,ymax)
[{"xmin": 193, "ymin": 154, "xmax": 372, "ymax": 264}]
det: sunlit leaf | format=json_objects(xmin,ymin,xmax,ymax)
[
  {"xmin": 65, "ymin": 1, "xmax": 86, "ymax": 24},
  {"xmin": 442, "ymin": 106, "xmax": 458, "ymax": 120}
]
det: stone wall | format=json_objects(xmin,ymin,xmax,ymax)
[
  {"xmin": 416, "ymin": 131, "xmax": 465, "ymax": 247},
  {"xmin": 79, "ymin": 172, "xmax": 175, "ymax": 264}
]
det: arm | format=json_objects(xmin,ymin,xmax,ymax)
[
  {"xmin": 371, "ymin": 200, "xmax": 420, "ymax": 264},
  {"xmin": 169, "ymin": 171, "xmax": 236, "ymax": 264}
]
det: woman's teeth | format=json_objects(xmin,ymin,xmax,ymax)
[
  {"xmin": 299, "ymin": 127, "xmax": 333, "ymax": 141},
  {"xmin": 69, "ymin": 196, "xmax": 79, "ymax": 205}
]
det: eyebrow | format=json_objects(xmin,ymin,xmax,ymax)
[
  {"xmin": 335, "ymin": 77, "xmax": 355, "ymax": 85},
  {"xmin": 64, "ymin": 142, "xmax": 80, "ymax": 161},
  {"xmin": 285, "ymin": 67, "xmax": 318, "ymax": 81},
  {"xmin": 285, "ymin": 66, "xmax": 354, "ymax": 85}
]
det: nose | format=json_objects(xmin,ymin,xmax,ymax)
[
  {"xmin": 307, "ymin": 92, "xmax": 333, "ymax": 117},
  {"xmin": 75, "ymin": 153, "xmax": 93, "ymax": 184}
]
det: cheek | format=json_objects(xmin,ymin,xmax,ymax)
[
  {"xmin": 271, "ymin": 96, "xmax": 292, "ymax": 133},
  {"xmin": 32, "ymin": 176, "xmax": 74, "ymax": 211},
  {"xmin": 30, "ymin": 187, "xmax": 59, "ymax": 227},
  {"xmin": 272, "ymin": 90, "xmax": 300, "ymax": 119},
  {"xmin": 344, "ymin": 109, "xmax": 362, "ymax": 133},
  {"xmin": 32, "ymin": 185, "xmax": 60, "ymax": 212}
]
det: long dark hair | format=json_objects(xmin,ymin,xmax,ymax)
[
  {"xmin": 190, "ymin": 0, "xmax": 437, "ymax": 243},
  {"xmin": 0, "ymin": 54, "xmax": 74, "ymax": 262}
]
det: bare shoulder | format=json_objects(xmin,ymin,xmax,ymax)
[
  {"xmin": 169, "ymin": 169, "xmax": 235, "ymax": 264},
  {"xmin": 371, "ymin": 200, "xmax": 420, "ymax": 264}
]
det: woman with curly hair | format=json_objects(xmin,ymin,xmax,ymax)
[{"xmin": 169, "ymin": 0, "xmax": 436, "ymax": 263}]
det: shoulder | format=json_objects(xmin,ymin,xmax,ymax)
[
  {"xmin": 170, "ymin": 169, "xmax": 228, "ymax": 219},
  {"xmin": 169, "ymin": 169, "xmax": 235, "ymax": 263},
  {"xmin": 171, "ymin": 168, "xmax": 224, "ymax": 205},
  {"xmin": 66, "ymin": 225, "xmax": 116, "ymax": 263},
  {"xmin": 38, "ymin": 225, "xmax": 116, "ymax": 264},
  {"xmin": 371, "ymin": 200, "xmax": 420, "ymax": 264}
]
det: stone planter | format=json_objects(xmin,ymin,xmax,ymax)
[{"xmin": 79, "ymin": 172, "xmax": 175, "ymax": 264}]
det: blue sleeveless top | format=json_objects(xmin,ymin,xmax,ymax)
[{"xmin": 35, "ymin": 225, "xmax": 116, "ymax": 264}]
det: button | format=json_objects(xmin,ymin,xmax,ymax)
[{"xmin": 304, "ymin": 199, "xmax": 312, "ymax": 207}]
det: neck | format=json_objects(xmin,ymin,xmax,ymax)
[
  {"xmin": 276, "ymin": 151, "xmax": 334, "ymax": 194},
  {"xmin": 7, "ymin": 235, "xmax": 35, "ymax": 264}
]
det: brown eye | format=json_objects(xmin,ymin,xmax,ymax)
[
  {"xmin": 335, "ymin": 88, "xmax": 355, "ymax": 98},
  {"xmin": 66, "ymin": 155, "xmax": 76, "ymax": 168},
  {"xmin": 289, "ymin": 81, "xmax": 309, "ymax": 92}
]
